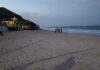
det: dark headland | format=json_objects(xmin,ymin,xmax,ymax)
[{"xmin": 0, "ymin": 7, "xmax": 39, "ymax": 32}]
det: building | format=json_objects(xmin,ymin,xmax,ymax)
[
  {"xmin": 21, "ymin": 20, "xmax": 39, "ymax": 30},
  {"xmin": 0, "ymin": 7, "xmax": 39, "ymax": 30}
]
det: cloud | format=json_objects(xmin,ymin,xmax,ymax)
[
  {"xmin": 20, "ymin": 12, "xmax": 100, "ymax": 27},
  {"xmin": 69, "ymin": 0, "xmax": 100, "ymax": 3}
]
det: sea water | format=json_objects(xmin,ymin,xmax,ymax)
[
  {"xmin": 41, "ymin": 27, "xmax": 100, "ymax": 36},
  {"xmin": 63, "ymin": 28, "xmax": 100, "ymax": 36}
]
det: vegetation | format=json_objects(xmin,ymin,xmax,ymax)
[{"xmin": 0, "ymin": 7, "xmax": 39, "ymax": 31}]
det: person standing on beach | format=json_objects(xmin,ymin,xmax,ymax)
[
  {"xmin": 55, "ymin": 27, "xmax": 59, "ymax": 32},
  {"xmin": 60, "ymin": 27, "xmax": 63, "ymax": 33},
  {"xmin": 55, "ymin": 27, "xmax": 63, "ymax": 33}
]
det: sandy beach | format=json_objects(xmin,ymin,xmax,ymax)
[{"xmin": 0, "ymin": 30, "xmax": 100, "ymax": 70}]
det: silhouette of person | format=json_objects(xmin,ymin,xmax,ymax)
[{"xmin": 60, "ymin": 27, "xmax": 62, "ymax": 32}]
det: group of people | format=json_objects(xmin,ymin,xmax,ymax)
[{"xmin": 55, "ymin": 27, "xmax": 63, "ymax": 33}]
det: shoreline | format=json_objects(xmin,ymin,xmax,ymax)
[
  {"xmin": 41, "ymin": 29, "xmax": 100, "ymax": 37},
  {"xmin": 1, "ymin": 29, "xmax": 100, "ymax": 37},
  {"xmin": 41, "ymin": 27, "xmax": 100, "ymax": 36}
]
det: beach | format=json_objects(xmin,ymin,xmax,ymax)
[{"xmin": 0, "ymin": 30, "xmax": 100, "ymax": 70}]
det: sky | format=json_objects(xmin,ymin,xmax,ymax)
[{"xmin": 0, "ymin": 0, "xmax": 100, "ymax": 27}]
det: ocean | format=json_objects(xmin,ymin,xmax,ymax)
[
  {"xmin": 0, "ymin": 25, "xmax": 100, "ymax": 36},
  {"xmin": 41, "ymin": 27, "xmax": 100, "ymax": 36}
]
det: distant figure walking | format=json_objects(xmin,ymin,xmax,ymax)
[
  {"xmin": 55, "ymin": 27, "xmax": 63, "ymax": 33},
  {"xmin": 55, "ymin": 27, "xmax": 60, "ymax": 32},
  {"xmin": 60, "ymin": 27, "xmax": 63, "ymax": 33}
]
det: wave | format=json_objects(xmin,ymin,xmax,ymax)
[
  {"xmin": 41, "ymin": 27, "xmax": 100, "ymax": 36},
  {"xmin": 63, "ymin": 28, "xmax": 100, "ymax": 36}
]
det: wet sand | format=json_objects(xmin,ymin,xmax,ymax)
[{"xmin": 0, "ymin": 30, "xmax": 100, "ymax": 70}]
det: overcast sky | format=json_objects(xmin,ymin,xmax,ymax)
[{"xmin": 0, "ymin": 0, "xmax": 100, "ymax": 26}]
